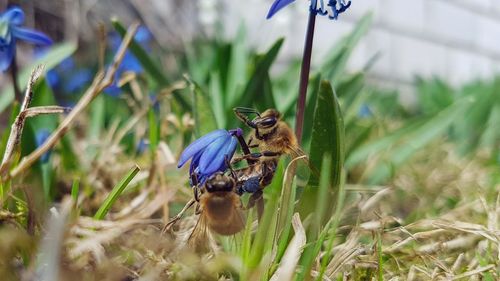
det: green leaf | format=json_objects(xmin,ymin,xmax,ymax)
[
  {"xmin": 94, "ymin": 165, "xmax": 140, "ymax": 220},
  {"xmin": 301, "ymin": 74, "xmax": 322, "ymax": 148},
  {"xmin": 226, "ymin": 25, "xmax": 248, "ymax": 107},
  {"xmin": 298, "ymin": 81, "xmax": 344, "ymax": 234},
  {"xmin": 209, "ymin": 71, "xmax": 226, "ymax": 128},
  {"xmin": 111, "ymin": 19, "xmax": 189, "ymax": 109},
  {"xmin": 71, "ymin": 178, "xmax": 80, "ymax": 203},
  {"xmin": 189, "ymin": 78, "xmax": 218, "ymax": 137},
  {"xmin": 351, "ymin": 96, "xmax": 472, "ymax": 183},
  {"xmin": 148, "ymin": 108, "xmax": 160, "ymax": 153},
  {"xmin": 0, "ymin": 43, "xmax": 77, "ymax": 113},
  {"xmin": 229, "ymin": 38, "xmax": 284, "ymax": 126},
  {"xmin": 308, "ymin": 80, "xmax": 345, "ymax": 187}
]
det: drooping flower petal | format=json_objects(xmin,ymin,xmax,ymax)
[
  {"xmin": 11, "ymin": 26, "xmax": 52, "ymax": 45},
  {"xmin": 199, "ymin": 134, "xmax": 237, "ymax": 175},
  {"xmin": 1, "ymin": 7, "xmax": 24, "ymax": 25},
  {"xmin": 198, "ymin": 135, "xmax": 230, "ymax": 174},
  {"xmin": 0, "ymin": 39, "xmax": 14, "ymax": 71},
  {"xmin": 189, "ymin": 151, "xmax": 203, "ymax": 175},
  {"xmin": 177, "ymin": 129, "xmax": 227, "ymax": 168},
  {"xmin": 267, "ymin": 0, "xmax": 296, "ymax": 19}
]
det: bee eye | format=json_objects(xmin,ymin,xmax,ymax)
[
  {"xmin": 258, "ymin": 117, "xmax": 277, "ymax": 128},
  {"xmin": 206, "ymin": 183, "xmax": 214, "ymax": 192},
  {"xmin": 224, "ymin": 181, "xmax": 234, "ymax": 191}
]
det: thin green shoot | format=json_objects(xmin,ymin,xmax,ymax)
[{"xmin": 94, "ymin": 165, "xmax": 140, "ymax": 220}]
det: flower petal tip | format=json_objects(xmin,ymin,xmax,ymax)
[{"xmin": 266, "ymin": 0, "xmax": 296, "ymax": 19}]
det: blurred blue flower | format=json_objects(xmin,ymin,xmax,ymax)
[
  {"xmin": 267, "ymin": 0, "xmax": 351, "ymax": 20},
  {"xmin": 104, "ymin": 26, "xmax": 152, "ymax": 96},
  {"xmin": 0, "ymin": 6, "xmax": 52, "ymax": 71},
  {"xmin": 34, "ymin": 51, "xmax": 92, "ymax": 102},
  {"xmin": 358, "ymin": 104, "xmax": 373, "ymax": 118},
  {"xmin": 35, "ymin": 129, "xmax": 52, "ymax": 163},
  {"xmin": 178, "ymin": 129, "xmax": 242, "ymax": 185},
  {"xmin": 136, "ymin": 138, "xmax": 148, "ymax": 154}
]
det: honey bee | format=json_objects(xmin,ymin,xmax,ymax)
[
  {"xmin": 233, "ymin": 107, "xmax": 304, "ymax": 161},
  {"xmin": 230, "ymin": 108, "xmax": 305, "ymax": 218},
  {"xmin": 188, "ymin": 172, "xmax": 246, "ymax": 251}
]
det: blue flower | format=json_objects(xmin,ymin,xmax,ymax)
[
  {"xmin": 0, "ymin": 7, "xmax": 52, "ymax": 71},
  {"xmin": 267, "ymin": 0, "xmax": 351, "ymax": 20},
  {"xmin": 178, "ymin": 129, "xmax": 242, "ymax": 185},
  {"xmin": 358, "ymin": 104, "xmax": 373, "ymax": 118},
  {"xmin": 267, "ymin": 0, "xmax": 296, "ymax": 19},
  {"xmin": 35, "ymin": 129, "xmax": 52, "ymax": 163}
]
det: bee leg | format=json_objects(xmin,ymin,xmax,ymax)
[
  {"xmin": 225, "ymin": 156, "xmax": 238, "ymax": 181},
  {"xmin": 233, "ymin": 107, "xmax": 260, "ymax": 128},
  {"xmin": 247, "ymin": 190, "xmax": 264, "ymax": 221},
  {"xmin": 194, "ymin": 204, "xmax": 202, "ymax": 215},
  {"xmin": 161, "ymin": 198, "xmax": 196, "ymax": 234}
]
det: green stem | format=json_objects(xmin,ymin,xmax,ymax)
[{"xmin": 295, "ymin": 8, "xmax": 317, "ymax": 144}]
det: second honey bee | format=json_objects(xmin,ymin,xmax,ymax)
[{"xmin": 188, "ymin": 172, "xmax": 246, "ymax": 250}]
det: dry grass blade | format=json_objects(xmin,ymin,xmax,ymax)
[
  {"xmin": 326, "ymin": 231, "xmax": 363, "ymax": 278},
  {"xmin": 451, "ymin": 265, "xmax": 495, "ymax": 280},
  {"xmin": 270, "ymin": 213, "xmax": 306, "ymax": 281},
  {"xmin": 0, "ymin": 65, "xmax": 44, "ymax": 174},
  {"xmin": 416, "ymin": 235, "xmax": 480, "ymax": 255},
  {"xmin": 9, "ymin": 22, "xmax": 140, "ymax": 180},
  {"xmin": 23, "ymin": 106, "xmax": 71, "ymax": 117}
]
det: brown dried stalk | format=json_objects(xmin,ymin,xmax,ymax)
[
  {"xmin": 8, "ymin": 23, "xmax": 140, "ymax": 180},
  {"xmin": 0, "ymin": 65, "xmax": 69, "ymax": 175}
]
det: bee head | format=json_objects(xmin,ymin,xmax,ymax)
[
  {"xmin": 205, "ymin": 172, "xmax": 235, "ymax": 193},
  {"xmin": 253, "ymin": 109, "xmax": 280, "ymax": 129}
]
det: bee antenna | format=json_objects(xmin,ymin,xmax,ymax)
[{"xmin": 234, "ymin": 107, "xmax": 261, "ymax": 117}]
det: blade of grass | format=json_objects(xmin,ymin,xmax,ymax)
[
  {"xmin": 246, "ymin": 161, "xmax": 285, "ymax": 273},
  {"xmin": 94, "ymin": 165, "xmax": 140, "ymax": 220},
  {"xmin": 295, "ymin": 154, "xmax": 334, "ymax": 280},
  {"xmin": 316, "ymin": 171, "xmax": 346, "ymax": 281},
  {"xmin": 71, "ymin": 178, "xmax": 80, "ymax": 203},
  {"xmin": 148, "ymin": 108, "xmax": 159, "ymax": 153}
]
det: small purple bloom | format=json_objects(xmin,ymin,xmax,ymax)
[
  {"xmin": 0, "ymin": 7, "xmax": 52, "ymax": 71},
  {"xmin": 178, "ymin": 129, "xmax": 240, "ymax": 185},
  {"xmin": 267, "ymin": 0, "xmax": 351, "ymax": 20}
]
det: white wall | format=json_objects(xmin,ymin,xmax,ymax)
[{"xmin": 211, "ymin": 0, "xmax": 500, "ymax": 95}]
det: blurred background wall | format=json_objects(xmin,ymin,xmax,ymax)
[
  {"xmin": 217, "ymin": 0, "xmax": 500, "ymax": 102},
  {"xmin": 2, "ymin": 0, "xmax": 500, "ymax": 102}
]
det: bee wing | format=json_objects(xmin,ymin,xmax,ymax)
[
  {"xmin": 187, "ymin": 212, "xmax": 211, "ymax": 252},
  {"xmin": 287, "ymin": 144, "xmax": 306, "ymax": 159},
  {"xmin": 227, "ymin": 203, "xmax": 246, "ymax": 235}
]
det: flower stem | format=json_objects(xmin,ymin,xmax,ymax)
[
  {"xmin": 295, "ymin": 9, "xmax": 317, "ymax": 144},
  {"xmin": 10, "ymin": 53, "xmax": 23, "ymax": 103}
]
